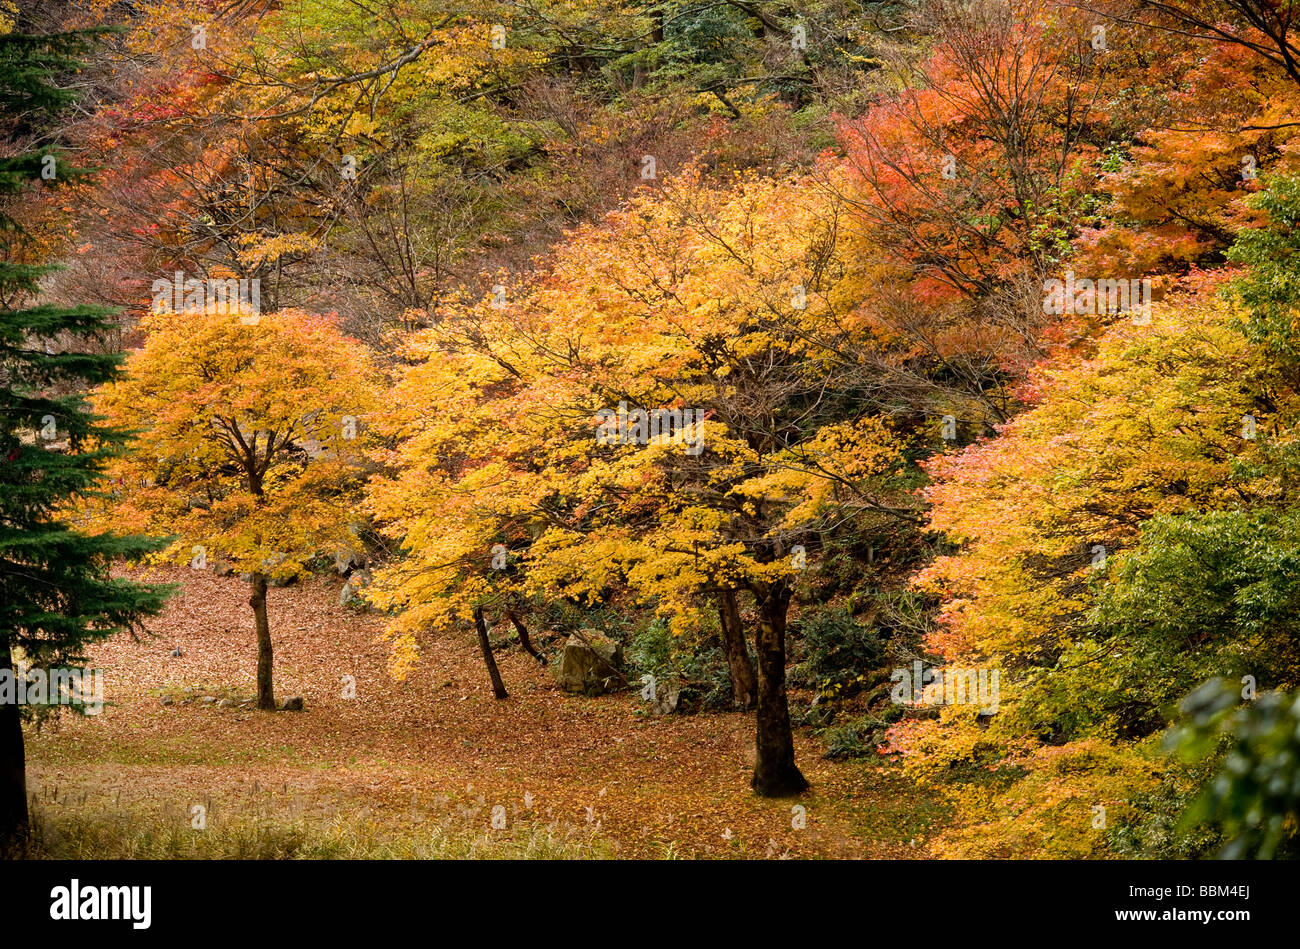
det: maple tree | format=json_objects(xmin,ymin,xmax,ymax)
[
  {"xmin": 15, "ymin": 0, "xmax": 1300, "ymax": 860},
  {"xmin": 363, "ymin": 330, "xmax": 554, "ymax": 699},
  {"xmin": 367, "ymin": 166, "xmax": 919, "ymax": 794},
  {"xmin": 898, "ymin": 277, "xmax": 1300, "ymax": 854},
  {"xmin": 1111, "ymin": 1, "xmax": 1300, "ymax": 88},
  {"xmin": 89, "ymin": 305, "xmax": 378, "ymax": 710},
  {"xmin": 836, "ymin": 0, "xmax": 1114, "ymax": 301},
  {"xmin": 1074, "ymin": 32, "xmax": 1298, "ymax": 281}
]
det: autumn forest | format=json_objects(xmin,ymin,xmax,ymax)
[{"xmin": 3, "ymin": 0, "xmax": 1300, "ymax": 875}]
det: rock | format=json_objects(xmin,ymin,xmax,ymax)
[
  {"xmin": 217, "ymin": 698, "xmax": 235, "ymax": 708},
  {"xmin": 334, "ymin": 547, "xmax": 367, "ymax": 576},
  {"xmin": 650, "ymin": 682, "xmax": 681, "ymax": 715},
  {"xmin": 279, "ymin": 696, "xmax": 305, "ymax": 712},
  {"xmin": 555, "ymin": 630, "xmax": 625, "ymax": 695},
  {"xmin": 200, "ymin": 695, "xmax": 216, "ymax": 704},
  {"xmin": 339, "ymin": 569, "xmax": 372, "ymax": 608},
  {"xmin": 160, "ymin": 695, "xmax": 174, "ymax": 706}
]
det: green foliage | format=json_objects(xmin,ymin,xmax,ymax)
[
  {"xmin": 790, "ymin": 604, "xmax": 886, "ymax": 695},
  {"xmin": 1227, "ymin": 174, "xmax": 1300, "ymax": 356},
  {"xmin": 625, "ymin": 616, "xmax": 732, "ymax": 712},
  {"xmin": 0, "ymin": 21, "xmax": 172, "ymax": 852},
  {"xmin": 0, "ymin": 29, "xmax": 108, "ymax": 131},
  {"xmin": 818, "ymin": 706, "xmax": 905, "ymax": 760},
  {"xmin": 536, "ymin": 598, "xmax": 631, "ymax": 641},
  {"xmin": 1088, "ymin": 509, "xmax": 1300, "ymax": 733},
  {"xmin": 1167, "ymin": 678, "xmax": 1300, "ymax": 858},
  {"xmin": 1106, "ymin": 754, "xmax": 1225, "ymax": 859}
]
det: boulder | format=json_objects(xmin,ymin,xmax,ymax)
[
  {"xmin": 339, "ymin": 570, "xmax": 372, "ymax": 608},
  {"xmin": 650, "ymin": 682, "xmax": 681, "ymax": 715},
  {"xmin": 637, "ymin": 674, "xmax": 681, "ymax": 714},
  {"xmin": 555, "ymin": 630, "xmax": 625, "ymax": 695},
  {"xmin": 334, "ymin": 547, "xmax": 367, "ymax": 576}
]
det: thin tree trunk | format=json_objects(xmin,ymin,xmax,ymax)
[
  {"xmin": 633, "ymin": 10, "xmax": 664, "ymax": 87},
  {"xmin": 249, "ymin": 572, "xmax": 276, "ymax": 711},
  {"xmin": 507, "ymin": 611, "xmax": 546, "ymax": 666},
  {"xmin": 0, "ymin": 641, "xmax": 28, "ymax": 856},
  {"xmin": 718, "ymin": 588, "xmax": 757, "ymax": 709},
  {"xmin": 751, "ymin": 583, "xmax": 808, "ymax": 796},
  {"xmin": 474, "ymin": 607, "xmax": 509, "ymax": 699}
]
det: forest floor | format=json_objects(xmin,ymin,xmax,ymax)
[{"xmin": 25, "ymin": 568, "xmax": 947, "ymax": 859}]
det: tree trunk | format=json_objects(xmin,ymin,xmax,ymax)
[
  {"xmin": 718, "ymin": 588, "xmax": 757, "ymax": 709},
  {"xmin": 751, "ymin": 583, "xmax": 808, "ymax": 796},
  {"xmin": 249, "ymin": 572, "xmax": 276, "ymax": 711},
  {"xmin": 507, "ymin": 611, "xmax": 546, "ymax": 666},
  {"xmin": 0, "ymin": 642, "xmax": 28, "ymax": 856},
  {"xmin": 474, "ymin": 608, "xmax": 509, "ymax": 699},
  {"xmin": 633, "ymin": 10, "xmax": 664, "ymax": 88}
]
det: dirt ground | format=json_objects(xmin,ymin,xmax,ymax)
[{"xmin": 26, "ymin": 567, "xmax": 943, "ymax": 858}]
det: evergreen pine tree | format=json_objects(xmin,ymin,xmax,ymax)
[{"xmin": 0, "ymin": 25, "xmax": 171, "ymax": 855}]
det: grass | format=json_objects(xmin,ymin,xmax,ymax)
[
  {"xmin": 829, "ymin": 759, "xmax": 953, "ymax": 849},
  {"xmin": 26, "ymin": 801, "xmax": 615, "ymax": 859}
]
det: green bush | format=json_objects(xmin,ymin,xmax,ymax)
[
  {"xmin": 1164, "ymin": 678, "xmax": 1300, "ymax": 859},
  {"xmin": 625, "ymin": 617, "xmax": 732, "ymax": 713},
  {"xmin": 817, "ymin": 707, "xmax": 906, "ymax": 760},
  {"xmin": 789, "ymin": 605, "xmax": 885, "ymax": 695}
]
